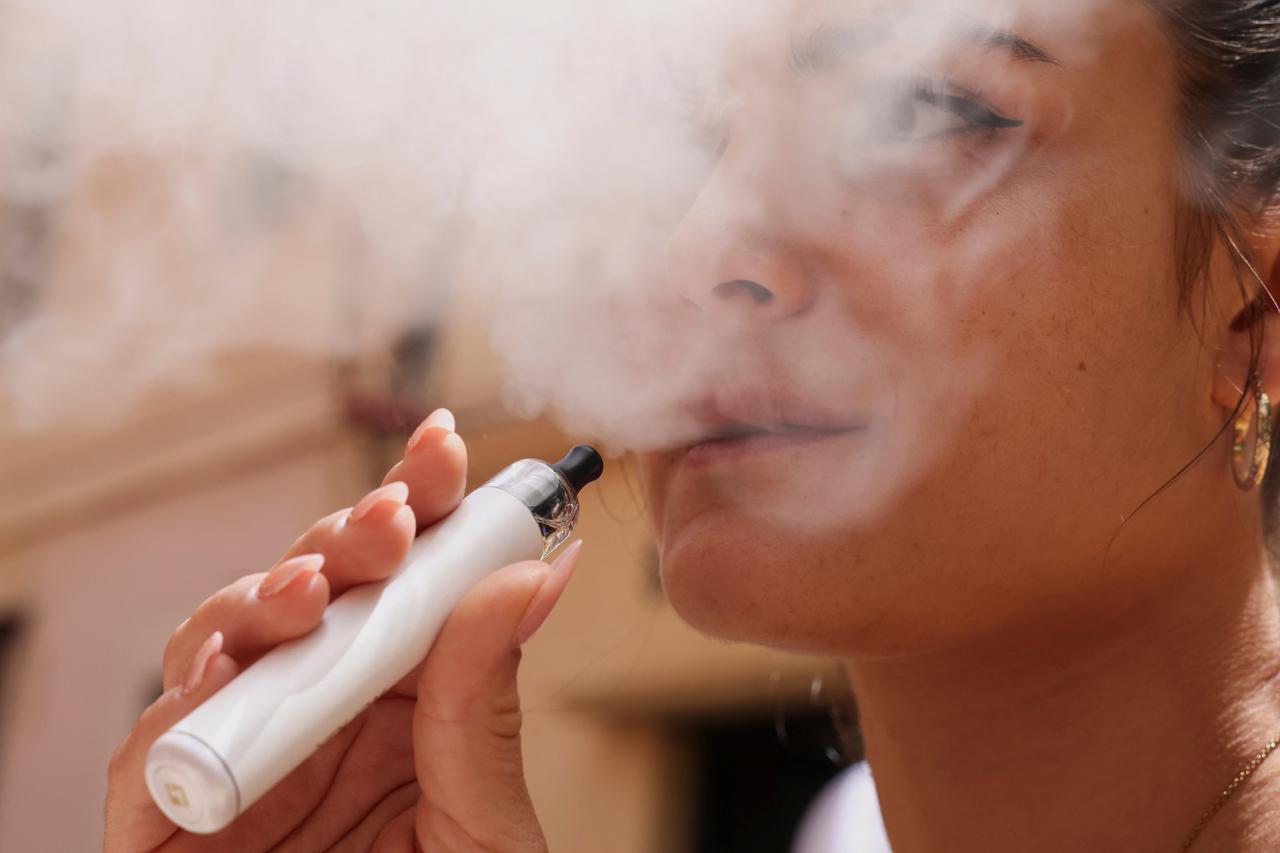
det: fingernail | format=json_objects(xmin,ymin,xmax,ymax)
[
  {"xmin": 258, "ymin": 553, "xmax": 326, "ymax": 599},
  {"xmin": 407, "ymin": 408, "xmax": 456, "ymax": 453},
  {"xmin": 515, "ymin": 540, "xmax": 584, "ymax": 646},
  {"xmin": 182, "ymin": 631, "xmax": 224, "ymax": 696},
  {"xmin": 349, "ymin": 481, "xmax": 410, "ymax": 524}
]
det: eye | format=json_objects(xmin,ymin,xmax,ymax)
[{"xmin": 881, "ymin": 80, "xmax": 1023, "ymax": 142}]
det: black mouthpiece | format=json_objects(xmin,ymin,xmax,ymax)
[{"xmin": 553, "ymin": 445, "xmax": 605, "ymax": 494}]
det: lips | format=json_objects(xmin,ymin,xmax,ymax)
[
  {"xmin": 678, "ymin": 387, "xmax": 868, "ymax": 466},
  {"xmin": 692, "ymin": 385, "xmax": 862, "ymax": 430}
]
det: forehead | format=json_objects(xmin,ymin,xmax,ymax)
[{"xmin": 726, "ymin": 0, "xmax": 1160, "ymax": 72}]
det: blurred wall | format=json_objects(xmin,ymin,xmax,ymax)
[{"xmin": 0, "ymin": 435, "xmax": 366, "ymax": 851}]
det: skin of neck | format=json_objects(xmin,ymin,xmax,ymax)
[{"xmin": 845, "ymin": 526, "xmax": 1280, "ymax": 853}]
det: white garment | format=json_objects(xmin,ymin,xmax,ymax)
[{"xmin": 791, "ymin": 762, "xmax": 893, "ymax": 853}]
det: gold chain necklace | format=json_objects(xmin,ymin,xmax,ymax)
[{"xmin": 1179, "ymin": 732, "xmax": 1280, "ymax": 852}]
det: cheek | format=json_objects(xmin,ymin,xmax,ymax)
[
  {"xmin": 820, "ymin": 117, "xmax": 1189, "ymax": 438},
  {"xmin": 849, "ymin": 185, "xmax": 1200, "ymax": 547}
]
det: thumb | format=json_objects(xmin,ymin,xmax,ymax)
[{"xmin": 411, "ymin": 541, "xmax": 583, "ymax": 852}]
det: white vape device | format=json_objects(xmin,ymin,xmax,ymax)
[{"xmin": 145, "ymin": 446, "xmax": 604, "ymax": 834}]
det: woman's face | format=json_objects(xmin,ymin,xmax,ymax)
[{"xmin": 637, "ymin": 0, "xmax": 1251, "ymax": 656}]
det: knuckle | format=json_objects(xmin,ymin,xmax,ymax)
[
  {"xmin": 161, "ymin": 617, "xmax": 192, "ymax": 673},
  {"xmin": 160, "ymin": 576, "xmax": 257, "ymax": 677},
  {"xmin": 106, "ymin": 734, "xmax": 136, "ymax": 784},
  {"xmin": 134, "ymin": 694, "xmax": 171, "ymax": 734},
  {"xmin": 485, "ymin": 702, "xmax": 524, "ymax": 743},
  {"xmin": 417, "ymin": 805, "xmax": 543, "ymax": 853}
]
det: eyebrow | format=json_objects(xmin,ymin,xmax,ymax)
[{"xmin": 788, "ymin": 23, "xmax": 1062, "ymax": 75}]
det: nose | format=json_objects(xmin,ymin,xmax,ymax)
[{"xmin": 664, "ymin": 157, "xmax": 817, "ymax": 324}]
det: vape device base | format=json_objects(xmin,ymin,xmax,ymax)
[{"xmin": 147, "ymin": 730, "xmax": 240, "ymax": 834}]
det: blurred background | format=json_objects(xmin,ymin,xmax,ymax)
[{"xmin": 0, "ymin": 118, "xmax": 863, "ymax": 850}]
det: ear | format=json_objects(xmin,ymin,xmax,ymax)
[{"xmin": 1211, "ymin": 206, "xmax": 1280, "ymax": 411}]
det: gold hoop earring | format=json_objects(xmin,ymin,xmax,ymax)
[{"xmin": 1233, "ymin": 387, "xmax": 1274, "ymax": 491}]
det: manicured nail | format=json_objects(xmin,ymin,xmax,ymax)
[
  {"xmin": 182, "ymin": 631, "xmax": 224, "ymax": 696},
  {"xmin": 349, "ymin": 481, "xmax": 410, "ymax": 524},
  {"xmin": 258, "ymin": 553, "xmax": 326, "ymax": 599},
  {"xmin": 516, "ymin": 540, "xmax": 584, "ymax": 646},
  {"xmin": 407, "ymin": 408, "xmax": 456, "ymax": 453}
]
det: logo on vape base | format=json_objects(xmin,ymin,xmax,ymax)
[{"xmin": 165, "ymin": 782, "xmax": 190, "ymax": 808}]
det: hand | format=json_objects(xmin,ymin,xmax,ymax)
[{"xmin": 104, "ymin": 410, "xmax": 581, "ymax": 852}]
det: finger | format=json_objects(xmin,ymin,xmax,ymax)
[
  {"xmin": 163, "ymin": 481, "xmax": 417, "ymax": 690},
  {"xmin": 279, "ymin": 485, "xmax": 418, "ymax": 598},
  {"xmin": 261, "ymin": 700, "xmax": 418, "ymax": 853},
  {"xmin": 369, "ymin": 802, "xmax": 419, "ymax": 852},
  {"xmin": 162, "ymin": 558, "xmax": 330, "ymax": 691},
  {"xmin": 382, "ymin": 408, "xmax": 468, "ymax": 532},
  {"xmin": 411, "ymin": 541, "xmax": 584, "ymax": 852},
  {"xmin": 276, "ymin": 407, "xmax": 460, "ymax": 596},
  {"xmin": 105, "ymin": 634, "xmax": 240, "ymax": 853},
  {"xmin": 342, "ymin": 784, "xmax": 419, "ymax": 853},
  {"xmin": 161, "ymin": 700, "xmax": 416, "ymax": 853}
]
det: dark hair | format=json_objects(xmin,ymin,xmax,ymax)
[
  {"xmin": 1156, "ymin": 1, "xmax": 1280, "ymax": 520},
  {"xmin": 1164, "ymin": 2, "xmax": 1280, "ymax": 234}
]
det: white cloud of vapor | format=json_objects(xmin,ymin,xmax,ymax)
[{"xmin": 0, "ymin": 0, "xmax": 1114, "ymax": 527}]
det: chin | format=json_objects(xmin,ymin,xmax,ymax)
[
  {"xmin": 655, "ymin": 501, "xmax": 976, "ymax": 658},
  {"xmin": 657, "ymin": 507, "xmax": 867, "ymax": 652}
]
